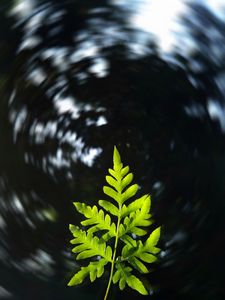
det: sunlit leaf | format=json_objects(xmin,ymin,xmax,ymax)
[
  {"xmin": 69, "ymin": 225, "xmax": 112, "ymax": 261},
  {"xmin": 68, "ymin": 146, "xmax": 161, "ymax": 297},
  {"xmin": 67, "ymin": 259, "xmax": 107, "ymax": 286},
  {"xmin": 121, "ymin": 184, "xmax": 139, "ymax": 203},
  {"xmin": 105, "ymin": 175, "xmax": 118, "ymax": 190},
  {"xmin": 74, "ymin": 202, "xmax": 116, "ymax": 237},
  {"xmin": 114, "ymin": 261, "xmax": 148, "ymax": 294},
  {"xmin": 126, "ymin": 275, "xmax": 148, "ymax": 295},
  {"xmin": 121, "ymin": 194, "xmax": 150, "ymax": 218},
  {"xmin": 146, "ymin": 227, "xmax": 161, "ymax": 247},
  {"xmin": 113, "ymin": 146, "xmax": 122, "ymax": 169},
  {"xmin": 103, "ymin": 186, "xmax": 118, "ymax": 201},
  {"xmin": 121, "ymin": 165, "xmax": 130, "ymax": 177},
  {"xmin": 121, "ymin": 173, "xmax": 133, "ymax": 190},
  {"xmin": 98, "ymin": 200, "xmax": 119, "ymax": 216}
]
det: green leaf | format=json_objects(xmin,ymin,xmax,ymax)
[
  {"xmin": 121, "ymin": 194, "xmax": 150, "ymax": 218},
  {"xmin": 119, "ymin": 277, "xmax": 126, "ymax": 290},
  {"xmin": 128, "ymin": 257, "xmax": 149, "ymax": 274},
  {"xmin": 105, "ymin": 175, "xmax": 118, "ymax": 190},
  {"xmin": 68, "ymin": 268, "xmax": 88, "ymax": 286},
  {"xmin": 121, "ymin": 173, "xmax": 133, "ymax": 190},
  {"xmin": 112, "ymin": 269, "xmax": 120, "ymax": 284},
  {"xmin": 140, "ymin": 253, "xmax": 157, "ymax": 263},
  {"xmin": 121, "ymin": 165, "xmax": 129, "ymax": 177},
  {"xmin": 122, "ymin": 243, "xmax": 138, "ymax": 258},
  {"xmin": 113, "ymin": 146, "xmax": 122, "ymax": 170},
  {"xmin": 90, "ymin": 268, "xmax": 97, "ymax": 282},
  {"xmin": 121, "ymin": 227, "xmax": 161, "ymax": 268},
  {"xmin": 68, "ymin": 259, "xmax": 108, "ymax": 286},
  {"xmin": 119, "ymin": 223, "xmax": 126, "ymax": 236},
  {"xmin": 121, "ymin": 184, "xmax": 139, "ymax": 203},
  {"xmin": 69, "ymin": 225, "xmax": 112, "ymax": 262},
  {"xmin": 68, "ymin": 146, "xmax": 161, "ymax": 297},
  {"xmin": 121, "ymin": 234, "xmax": 137, "ymax": 247},
  {"xmin": 108, "ymin": 168, "xmax": 119, "ymax": 180},
  {"xmin": 113, "ymin": 262, "xmax": 148, "ymax": 295},
  {"xmin": 98, "ymin": 200, "xmax": 119, "ymax": 216},
  {"xmin": 73, "ymin": 202, "xmax": 116, "ymax": 238},
  {"xmin": 146, "ymin": 227, "xmax": 161, "ymax": 248},
  {"xmin": 103, "ymin": 186, "xmax": 118, "ymax": 201},
  {"xmin": 120, "ymin": 195, "xmax": 153, "ymax": 237},
  {"xmin": 126, "ymin": 275, "xmax": 148, "ymax": 295}
]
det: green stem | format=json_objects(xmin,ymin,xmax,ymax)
[{"xmin": 104, "ymin": 205, "xmax": 122, "ymax": 300}]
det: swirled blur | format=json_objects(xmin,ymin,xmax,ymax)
[{"xmin": 0, "ymin": 0, "xmax": 225, "ymax": 299}]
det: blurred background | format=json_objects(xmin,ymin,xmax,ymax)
[{"xmin": 0, "ymin": 0, "xmax": 225, "ymax": 299}]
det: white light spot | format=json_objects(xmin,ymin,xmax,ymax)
[
  {"xmin": 205, "ymin": 0, "xmax": 225, "ymax": 20},
  {"xmin": 131, "ymin": 0, "xmax": 187, "ymax": 52},
  {"xmin": 54, "ymin": 97, "xmax": 80, "ymax": 119},
  {"xmin": 207, "ymin": 99, "xmax": 225, "ymax": 131},
  {"xmin": 11, "ymin": 0, "xmax": 34, "ymax": 18}
]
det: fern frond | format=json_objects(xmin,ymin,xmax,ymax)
[
  {"xmin": 68, "ymin": 146, "xmax": 161, "ymax": 299},
  {"xmin": 121, "ymin": 194, "xmax": 150, "ymax": 218},
  {"xmin": 112, "ymin": 261, "xmax": 148, "ymax": 295},
  {"xmin": 98, "ymin": 200, "xmax": 119, "ymax": 216},
  {"xmin": 68, "ymin": 259, "xmax": 108, "ymax": 286},
  {"xmin": 121, "ymin": 227, "xmax": 161, "ymax": 271},
  {"xmin": 103, "ymin": 147, "xmax": 139, "ymax": 206},
  {"xmin": 73, "ymin": 202, "xmax": 116, "ymax": 238},
  {"xmin": 69, "ymin": 225, "xmax": 112, "ymax": 261},
  {"xmin": 120, "ymin": 195, "xmax": 153, "ymax": 237}
]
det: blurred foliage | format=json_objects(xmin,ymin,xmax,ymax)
[{"xmin": 0, "ymin": 1, "xmax": 225, "ymax": 299}]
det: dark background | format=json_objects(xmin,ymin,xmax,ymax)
[{"xmin": 0, "ymin": 0, "xmax": 225, "ymax": 299}]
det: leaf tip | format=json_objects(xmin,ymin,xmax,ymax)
[
  {"xmin": 113, "ymin": 145, "xmax": 121, "ymax": 165},
  {"xmin": 69, "ymin": 224, "xmax": 75, "ymax": 231},
  {"xmin": 155, "ymin": 226, "xmax": 161, "ymax": 236},
  {"xmin": 67, "ymin": 280, "xmax": 73, "ymax": 287},
  {"xmin": 73, "ymin": 202, "xmax": 79, "ymax": 209},
  {"xmin": 67, "ymin": 276, "xmax": 77, "ymax": 286}
]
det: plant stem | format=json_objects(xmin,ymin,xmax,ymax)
[{"xmin": 104, "ymin": 206, "xmax": 121, "ymax": 300}]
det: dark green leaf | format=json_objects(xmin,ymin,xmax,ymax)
[
  {"xmin": 140, "ymin": 253, "xmax": 157, "ymax": 263},
  {"xmin": 128, "ymin": 257, "xmax": 149, "ymax": 273},
  {"xmin": 112, "ymin": 270, "xmax": 120, "ymax": 284}
]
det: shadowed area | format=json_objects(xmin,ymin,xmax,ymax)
[{"xmin": 0, "ymin": 0, "xmax": 225, "ymax": 299}]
